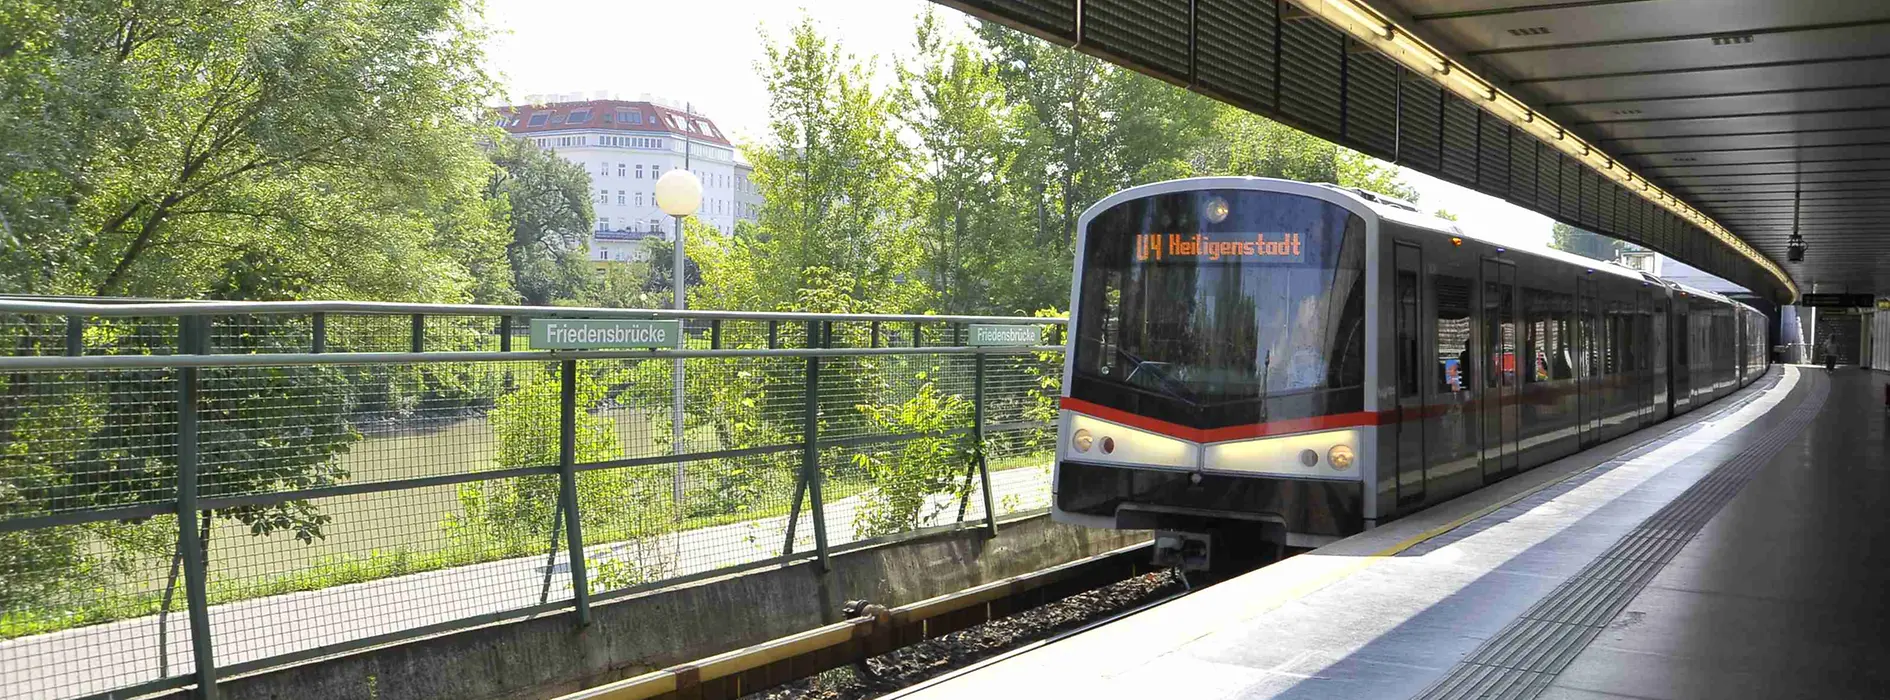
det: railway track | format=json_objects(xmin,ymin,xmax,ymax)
[{"xmin": 556, "ymin": 542, "xmax": 1186, "ymax": 700}]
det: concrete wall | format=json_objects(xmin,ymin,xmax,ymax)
[{"xmin": 171, "ymin": 515, "xmax": 1146, "ymax": 700}]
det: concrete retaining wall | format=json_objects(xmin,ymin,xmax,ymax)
[{"xmin": 173, "ymin": 515, "xmax": 1147, "ymax": 700}]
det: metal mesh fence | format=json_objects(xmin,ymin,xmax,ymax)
[
  {"xmin": 0, "ymin": 304, "xmax": 1063, "ymax": 700},
  {"xmin": 1, "ymin": 520, "xmax": 187, "ymax": 700}
]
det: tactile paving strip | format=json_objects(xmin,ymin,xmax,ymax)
[{"xmin": 1415, "ymin": 373, "xmax": 1829, "ymax": 700}]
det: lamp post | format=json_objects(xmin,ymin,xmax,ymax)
[{"xmin": 655, "ymin": 167, "xmax": 702, "ymax": 512}]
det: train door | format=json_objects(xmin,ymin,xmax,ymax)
[
  {"xmin": 1479, "ymin": 258, "xmax": 1519, "ymax": 481},
  {"xmin": 1636, "ymin": 288, "xmax": 1654, "ymax": 429},
  {"xmin": 1576, "ymin": 277, "xmax": 1599, "ymax": 447},
  {"xmin": 1672, "ymin": 298, "xmax": 1690, "ymax": 411},
  {"xmin": 1393, "ymin": 243, "xmax": 1426, "ymax": 506}
]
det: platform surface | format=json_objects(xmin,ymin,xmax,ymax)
[{"xmin": 896, "ymin": 366, "xmax": 1890, "ymax": 700}]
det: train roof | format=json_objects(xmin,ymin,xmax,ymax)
[{"xmin": 1319, "ymin": 184, "xmax": 1755, "ymax": 309}]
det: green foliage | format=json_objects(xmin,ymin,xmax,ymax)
[
  {"xmin": 487, "ymin": 135, "xmax": 597, "ymax": 305},
  {"xmin": 851, "ymin": 380, "xmax": 978, "ymax": 538},
  {"xmin": 447, "ymin": 367, "xmax": 664, "ymax": 556},
  {"xmin": 741, "ymin": 16, "xmax": 917, "ymax": 310},
  {"xmin": 0, "ymin": 0, "xmax": 509, "ymax": 301},
  {"xmin": 1551, "ymin": 222, "xmax": 1624, "ymax": 262}
]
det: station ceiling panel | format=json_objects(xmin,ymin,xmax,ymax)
[{"xmin": 940, "ymin": 0, "xmax": 1890, "ymax": 301}]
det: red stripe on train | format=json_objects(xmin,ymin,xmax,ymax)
[{"xmin": 1058, "ymin": 396, "xmax": 1390, "ymax": 443}]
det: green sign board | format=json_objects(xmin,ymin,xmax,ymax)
[
  {"xmin": 531, "ymin": 318, "xmax": 680, "ymax": 349},
  {"xmin": 967, "ymin": 324, "xmax": 1044, "ymax": 346}
]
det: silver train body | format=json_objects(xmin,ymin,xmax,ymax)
[{"xmin": 1051, "ymin": 178, "xmax": 1768, "ymax": 564}]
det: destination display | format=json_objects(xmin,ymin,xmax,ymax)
[
  {"xmin": 967, "ymin": 324, "xmax": 1045, "ymax": 346},
  {"xmin": 530, "ymin": 318, "xmax": 680, "ymax": 349},
  {"xmin": 1135, "ymin": 232, "xmax": 1305, "ymax": 263},
  {"xmin": 1800, "ymin": 293, "xmax": 1874, "ymax": 308}
]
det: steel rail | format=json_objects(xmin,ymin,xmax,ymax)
[{"xmin": 555, "ymin": 541, "xmax": 1155, "ymax": 700}]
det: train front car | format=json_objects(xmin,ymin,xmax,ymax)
[{"xmin": 1052, "ymin": 178, "xmax": 1376, "ymax": 571}]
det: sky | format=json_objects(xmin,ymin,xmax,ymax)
[{"xmin": 482, "ymin": 0, "xmax": 1555, "ymax": 249}]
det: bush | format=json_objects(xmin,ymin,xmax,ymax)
[{"xmin": 850, "ymin": 380, "xmax": 978, "ymax": 538}]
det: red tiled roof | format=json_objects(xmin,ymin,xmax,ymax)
[{"xmin": 497, "ymin": 99, "xmax": 731, "ymax": 146}]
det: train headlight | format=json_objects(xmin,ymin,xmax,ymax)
[
  {"xmin": 1071, "ymin": 428, "xmax": 1094, "ymax": 452},
  {"xmin": 1328, "ymin": 445, "xmax": 1355, "ymax": 470},
  {"xmin": 1204, "ymin": 196, "xmax": 1230, "ymax": 223}
]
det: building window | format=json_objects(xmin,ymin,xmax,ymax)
[
  {"xmin": 636, "ymin": 164, "xmax": 644, "ymax": 179},
  {"xmin": 618, "ymin": 190, "xmax": 625, "ymax": 205},
  {"xmin": 618, "ymin": 163, "xmax": 626, "ymax": 177},
  {"xmin": 636, "ymin": 192, "xmax": 643, "ymax": 207},
  {"xmin": 598, "ymin": 189, "xmax": 608, "ymax": 205},
  {"xmin": 598, "ymin": 217, "xmax": 610, "ymax": 231},
  {"xmin": 527, "ymin": 113, "xmax": 549, "ymax": 127},
  {"xmin": 566, "ymin": 109, "xmax": 590, "ymax": 124},
  {"xmin": 600, "ymin": 163, "xmax": 609, "ymax": 176},
  {"xmin": 619, "ymin": 110, "xmax": 640, "ymax": 124}
]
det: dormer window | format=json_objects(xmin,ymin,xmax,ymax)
[
  {"xmin": 618, "ymin": 110, "xmax": 640, "ymax": 124},
  {"xmin": 526, "ymin": 113, "xmax": 549, "ymax": 127},
  {"xmin": 566, "ymin": 109, "xmax": 591, "ymax": 124}
]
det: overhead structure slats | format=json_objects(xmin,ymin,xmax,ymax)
[
  {"xmin": 1560, "ymin": 157, "xmax": 1581, "ymax": 223},
  {"xmin": 1277, "ymin": 14, "xmax": 1344, "ymax": 136},
  {"xmin": 933, "ymin": 0, "xmax": 1793, "ymax": 303},
  {"xmin": 1579, "ymin": 168, "xmax": 1600, "ymax": 231},
  {"xmin": 1508, "ymin": 135, "xmax": 1536, "ymax": 211},
  {"xmin": 946, "ymin": 0, "xmax": 1076, "ymax": 41},
  {"xmin": 1082, "ymin": 0, "xmax": 1189, "ymax": 79},
  {"xmin": 1537, "ymin": 149, "xmax": 1562, "ymax": 216},
  {"xmin": 1476, "ymin": 113, "xmax": 1510, "ymax": 199},
  {"xmin": 1194, "ymin": 0, "xmax": 1277, "ymax": 112},
  {"xmin": 1397, "ymin": 75, "xmax": 1441, "ymax": 172},
  {"xmin": 1440, "ymin": 94, "xmax": 1479, "ymax": 186},
  {"xmin": 1344, "ymin": 51, "xmax": 1398, "ymax": 162}
]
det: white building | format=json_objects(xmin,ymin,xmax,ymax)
[{"xmin": 499, "ymin": 94, "xmax": 761, "ymax": 265}]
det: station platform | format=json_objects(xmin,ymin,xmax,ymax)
[{"xmin": 895, "ymin": 366, "xmax": 1890, "ymax": 700}]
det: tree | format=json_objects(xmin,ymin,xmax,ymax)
[
  {"xmin": 486, "ymin": 136, "xmax": 596, "ymax": 305},
  {"xmin": 896, "ymin": 11, "xmax": 1024, "ymax": 314},
  {"xmin": 744, "ymin": 17, "xmax": 916, "ymax": 309},
  {"xmin": 1551, "ymin": 222, "xmax": 1623, "ymax": 261},
  {"xmin": 0, "ymin": 0, "xmax": 510, "ymax": 302}
]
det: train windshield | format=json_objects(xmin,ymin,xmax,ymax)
[{"xmin": 1071, "ymin": 188, "xmax": 1367, "ymax": 429}]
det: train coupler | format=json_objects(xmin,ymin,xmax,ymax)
[{"xmin": 1152, "ymin": 531, "xmax": 1212, "ymax": 571}]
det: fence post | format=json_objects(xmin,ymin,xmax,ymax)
[
  {"xmin": 64, "ymin": 315, "xmax": 84, "ymax": 356},
  {"xmin": 310, "ymin": 312, "xmax": 326, "ymax": 354},
  {"xmin": 803, "ymin": 320, "xmax": 832, "ymax": 572},
  {"xmin": 558, "ymin": 358, "xmax": 593, "ymax": 625},
  {"xmin": 176, "ymin": 318, "xmax": 218, "ymax": 700},
  {"xmin": 974, "ymin": 352, "xmax": 998, "ymax": 537},
  {"xmin": 498, "ymin": 315, "xmax": 512, "ymax": 352},
  {"xmin": 409, "ymin": 314, "xmax": 425, "ymax": 353}
]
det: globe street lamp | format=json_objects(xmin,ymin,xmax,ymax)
[{"xmin": 654, "ymin": 168, "xmax": 702, "ymax": 511}]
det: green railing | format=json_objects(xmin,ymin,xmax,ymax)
[{"xmin": 0, "ymin": 299, "xmax": 1066, "ymax": 700}]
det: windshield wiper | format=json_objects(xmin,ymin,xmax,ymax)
[{"xmin": 1117, "ymin": 347, "xmax": 1200, "ymax": 405}]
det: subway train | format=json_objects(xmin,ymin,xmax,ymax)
[{"xmin": 1052, "ymin": 177, "xmax": 1769, "ymax": 570}]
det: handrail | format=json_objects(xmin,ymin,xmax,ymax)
[
  {"xmin": 0, "ymin": 297, "xmax": 1069, "ymax": 324},
  {"xmin": 0, "ymin": 344, "xmax": 1066, "ymax": 371}
]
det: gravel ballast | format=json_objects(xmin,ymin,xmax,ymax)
[{"xmin": 747, "ymin": 569, "xmax": 1183, "ymax": 700}]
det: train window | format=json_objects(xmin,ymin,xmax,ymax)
[
  {"xmin": 1524, "ymin": 287, "xmax": 1574, "ymax": 382},
  {"xmin": 1395, "ymin": 244, "xmax": 1422, "ymax": 398},
  {"xmin": 1434, "ymin": 273, "xmax": 1473, "ymax": 393}
]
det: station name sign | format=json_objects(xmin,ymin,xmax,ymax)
[
  {"xmin": 531, "ymin": 318, "xmax": 680, "ymax": 349},
  {"xmin": 967, "ymin": 324, "xmax": 1044, "ymax": 346},
  {"xmin": 1799, "ymin": 293, "xmax": 1875, "ymax": 309},
  {"xmin": 1136, "ymin": 232, "xmax": 1304, "ymax": 262}
]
